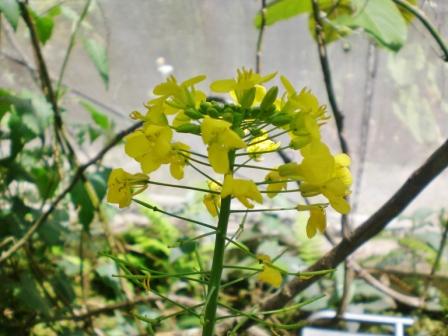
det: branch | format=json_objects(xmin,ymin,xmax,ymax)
[
  {"xmin": 310, "ymin": 0, "xmax": 349, "ymax": 156},
  {"xmin": 56, "ymin": 0, "xmax": 93, "ymax": 95},
  {"xmin": 310, "ymin": 0, "xmax": 353, "ymax": 314},
  {"xmin": 255, "ymin": 0, "xmax": 267, "ymax": 73},
  {"xmin": 0, "ymin": 121, "xmax": 142, "ymax": 264},
  {"xmin": 1, "ymin": 49, "xmax": 127, "ymax": 120},
  {"xmin": 261, "ymin": 137, "xmax": 448, "ymax": 311},
  {"xmin": 421, "ymin": 210, "xmax": 448, "ymax": 302},
  {"xmin": 352, "ymin": 42, "xmax": 378, "ymax": 213},
  {"xmin": 393, "ymin": 0, "xmax": 448, "ymax": 62},
  {"xmin": 19, "ymin": 3, "xmax": 62, "ymax": 130}
]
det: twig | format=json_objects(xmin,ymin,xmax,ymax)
[
  {"xmin": 348, "ymin": 261, "xmax": 432, "ymax": 310},
  {"xmin": 0, "ymin": 51, "xmax": 128, "ymax": 120},
  {"xmin": 421, "ymin": 210, "xmax": 448, "ymax": 303},
  {"xmin": 310, "ymin": 0, "xmax": 349, "ymax": 156},
  {"xmin": 255, "ymin": 0, "xmax": 267, "ymax": 74},
  {"xmin": 352, "ymin": 42, "xmax": 378, "ymax": 214},
  {"xmin": 393, "ymin": 0, "xmax": 448, "ymax": 62},
  {"xmin": 310, "ymin": 0, "xmax": 353, "ymax": 315},
  {"xmin": 56, "ymin": 0, "xmax": 92, "ymax": 96},
  {"xmin": 19, "ymin": 3, "xmax": 64, "ymax": 140},
  {"xmin": 0, "ymin": 121, "xmax": 142, "ymax": 264}
]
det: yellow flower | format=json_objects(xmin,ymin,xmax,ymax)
[
  {"xmin": 246, "ymin": 132, "xmax": 280, "ymax": 161},
  {"xmin": 153, "ymin": 75, "xmax": 206, "ymax": 110},
  {"xmin": 210, "ymin": 68, "xmax": 276, "ymax": 105},
  {"xmin": 203, "ymin": 181, "xmax": 222, "ymax": 217},
  {"xmin": 107, "ymin": 168, "xmax": 148, "ymax": 208},
  {"xmin": 221, "ymin": 174, "xmax": 262, "ymax": 208},
  {"xmin": 264, "ymin": 170, "xmax": 287, "ymax": 198},
  {"xmin": 279, "ymin": 76, "xmax": 329, "ymax": 149},
  {"xmin": 306, "ymin": 206, "xmax": 327, "ymax": 239},
  {"xmin": 201, "ymin": 116, "xmax": 246, "ymax": 174},
  {"xmin": 257, "ymin": 254, "xmax": 282, "ymax": 288},
  {"xmin": 169, "ymin": 142, "xmax": 190, "ymax": 180},
  {"xmin": 125, "ymin": 124, "xmax": 173, "ymax": 174},
  {"xmin": 280, "ymin": 76, "xmax": 328, "ymax": 120},
  {"xmin": 279, "ymin": 142, "xmax": 352, "ymax": 214}
]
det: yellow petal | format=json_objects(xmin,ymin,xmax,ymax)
[
  {"xmin": 257, "ymin": 254, "xmax": 282, "ymax": 288},
  {"xmin": 172, "ymin": 111, "xmax": 191, "ymax": 128},
  {"xmin": 306, "ymin": 207, "xmax": 326, "ymax": 238},
  {"xmin": 278, "ymin": 163, "xmax": 302, "ymax": 178},
  {"xmin": 170, "ymin": 163, "xmax": 184, "ymax": 180},
  {"xmin": 210, "ymin": 79, "xmax": 236, "ymax": 93},
  {"xmin": 335, "ymin": 153, "xmax": 351, "ymax": 167},
  {"xmin": 201, "ymin": 116, "xmax": 231, "ymax": 144},
  {"xmin": 139, "ymin": 154, "xmax": 163, "ymax": 174},
  {"xmin": 280, "ymin": 75, "xmax": 296, "ymax": 96},
  {"xmin": 254, "ymin": 85, "xmax": 267, "ymax": 105},
  {"xmin": 329, "ymin": 196, "xmax": 351, "ymax": 215},
  {"xmin": 208, "ymin": 144, "xmax": 229, "ymax": 174},
  {"xmin": 125, "ymin": 131, "xmax": 151, "ymax": 159},
  {"xmin": 260, "ymin": 71, "xmax": 277, "ymax": 84},
  {"xmin": 181, "ymin": 74, "xmax": 206, "ymax": 87},
  {"xmin": 223, "ymin": 129, "xmax": 247, "ymax": 149},
  {"xmin": 221, "ymin": 174, "xmax": 234, "ymax": 199},
  {"xmin": 203, "ymin": 194, "xmax": 219, "ymax": 217}
]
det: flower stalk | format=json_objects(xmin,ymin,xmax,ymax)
[{"xmin": 202, "ymin": 152, "xmax": 235, "ymax": 336}]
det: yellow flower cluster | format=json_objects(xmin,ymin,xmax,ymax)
[{"xmin": 107, "ymin": 68, "xmax": 352, "ymax": 244}]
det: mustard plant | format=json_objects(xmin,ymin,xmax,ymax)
[{"xmin": 106, "ymin": 68, "xmax": 352, "ymax": 335}]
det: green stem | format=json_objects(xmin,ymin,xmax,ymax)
[
  {"xmin": 56, "ymin": 0, "xmax": 92, "ymax": 96},
  {"xmin": 235, "ymin": 146, "xmax": 290, "ymax": 157},
  {"xmin": 393, "ymin": 0, "xmax": 448, "ymax": 62},
  {"xmin": 133, "ymin": 199, "xmax": 217, "ymax": 231},
  {"xmin": 230, "ymin": 207, "xmax": 298, "ymax": 213},
  {"xmin": 202, "ymin": 152, "xmax": 235, "ymax": 336},
  {"xmin": 147, "ymin": 180, "xmax": 219, "ymax": 194}
]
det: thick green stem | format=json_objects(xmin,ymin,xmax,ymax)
[{"xmin": 202, "ymin": 153, "xmax": 235, "ymax": 335}]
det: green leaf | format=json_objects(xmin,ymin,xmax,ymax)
[
  {"xmin": 0, "ymin": 0, "xmax": 20, "ymax": 30},
  {"xmin": 83, "ymin": 38, "xmax": 109, "ymax": 88},
  {"xmin": 30, "ymin": 10, "xmax": 56, "ymax": 45},
  {"xmin": 51, "ymin": 271, "xmax": 76, "ymax": 304},
  {"xmin": 89, "ymin": 167, "xmax": 111, "ymax": 201},
  {"xmin": 70, "ymin": 180, "xmax": 95, "ymax": 232},
  {"xmin": 31, "ymin": 166, "xmax": 60, "ymax": 199},
  {"xmin": 334, "ymin": 0, "xmax": 407, "ymax": 51},
  {"xmin": 254, "ymin": 0, "xmax": 338, "ymax": 28},
  {"xmin": 80, "ymin": 100, "xmax": 110, "ymax": 130},
  {"xmin": 254, "ymin": 0, "xmax": 311, "ymax": 28},
  {"xmin": 17, "ymin": 273, "xmax": 50, "ymax": 316},
  {"xmin": 38, "ymin": 215, "xmax": 67, "ymax": 246}
]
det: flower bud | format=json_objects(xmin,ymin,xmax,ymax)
[
  {"xmin": 270, "ymin": 113, "xmax": 291, "ymax": 126},
  {"xmin": 184, "ymin": 108, "xmax": 203, "ymax": 120},
  {"xmin": 175, "ymin": 123, "xmax": 201, "ymax": 135},
  {"xmin": 239, "ymin": 87, "xmax": 256, "ymax": 108},
  {"xmin": 260, "ymin": 86, "xmax": 278, "ymax": 111}
]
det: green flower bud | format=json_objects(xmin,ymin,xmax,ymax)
[
  {"xmin": 175, "ymin": 123, "xmax": 201, "ymax": 135},
  {"xmin": 208, "ymin": 108, "xmax": 220, "ymax": 118},
  {"xmin": 184, "ymin": 108, "xmax": 203, "ymax": 120},
  {"xmin": 260, "ymin": 86, "xmax": 278, "ymax": 111},
  {"xmin": 270, "ymin": 113, "xmax": 291, "ymax": 126},
  {"xmin": 239, "ymin": 87, "xmax": 256, "ymax": 108}
]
